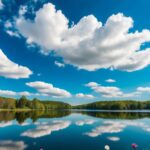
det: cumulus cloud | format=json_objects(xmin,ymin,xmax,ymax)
[
  {"xmin": 85, "ymin": 82, "xmax": 138, "ymax": 98},
  {"xmin": 0, "ymin": 140, "xmax": 27, "ymax": 150},
  {"xmin": 21, "ymin": 120, "xmax": 71, "ymax": 138},
  {"xmin": 26, "ymin": 81, "xmax": 71, "ymax": 98},
  {"xmin": 0, "ymin": 49, "xmax": 32, "ymax": 79},
  {"xmin": 13, "ymin": 3, "xmax": 150, "ymax": 72},
  {"xmin": 75, "ymin": 119, "xmax": 95, "ymax": 126},
  {"xmin": 0, "ymin": 90, "xmax": 16, "ymax": 96},
  {"xmin": 54, "ymin": 61, "xmax": 65, "ymax": 68},
  {"xmin": 137, "ymin": 87, "xmax": 150, "ymax": 93},
  {"xmin": 75, "ymin": 93, "xmax": 95, "ymax": 99},
  {"xmin": 105, "ymin": 79, "xmax": 116, "ymax": 83},
  {"xmin": 0, "ymin": 89, "xmax": 38, "ymax": 97}
]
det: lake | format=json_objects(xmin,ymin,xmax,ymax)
[{"xmin": 0, "ymin": 110, "xmax": 150, "ymax": 150}]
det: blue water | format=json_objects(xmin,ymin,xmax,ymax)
[{"xmin": 0, "ymin": 110, "xmax": 150, "ymax": 150}]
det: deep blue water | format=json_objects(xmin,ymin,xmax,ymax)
[{"xmin": 0, "ymin": 110, "xmax": 150, "ymax": 150}]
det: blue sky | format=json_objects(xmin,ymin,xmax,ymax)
[{"xmin": 0, "ymin": 0, "xmax": 150, "ymax": 105}]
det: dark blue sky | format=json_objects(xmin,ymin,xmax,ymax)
[{"xmin": 0, "ymin": 0, "xmax": 150, "ymax": 104}]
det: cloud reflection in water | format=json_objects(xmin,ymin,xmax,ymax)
[
  {"xmin": 21, "ymin": 120, "xmax": 71, "ymax": 138},
  {"xmin": 0, "ymin": 140, "xmax": 27, "ymax": 150},
  {"xmin": 85, "ymin": 120, "xmax": 150, "ymax": 137}
]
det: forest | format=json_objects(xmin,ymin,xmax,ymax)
[
  {"xmin": 0, "ymin": 96, "xmax": 71, "ymax": 110},
  {"xmin": 1, "ymin": 96, "xmax": 150, "ymax": 110},
  {"xmin": 73, "ymin": 100, "xmax": 150, "ymax": 110}
]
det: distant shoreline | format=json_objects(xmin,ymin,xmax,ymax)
[
  {"xmin": 71, "ymin": 109, "xmax": 150, "ymax": 113},
  {"xmin": 1, "ymin": 96, "xmax": 150, "ymax": 111},
  {"xmin": 1, "ymin": 109, "xmax": 150, "ymax": 113}
]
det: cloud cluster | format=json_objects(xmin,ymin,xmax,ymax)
[
  {"xmin": 14, "ymin": 3, "xmax": 150, "ymax": 72},
  {"xmin": 0, "ymin": 49, "xmax": 32, "ymax": 79},
  {"xmin": 4, "ymin": 20, "xmax": 20, "ymax": 37},
  {"xmin": 26, "ymin": 81, "xmax": 71, "ymax": 98},
  {"xmin": 0, "ymin": 89, "xmax": 38, "ymax": 97},
  {"xmin": 75, "ymin": 93, "xmax": 95, "ymax": 99},
  {"xmin": 85, "ymin": 82, "xmax": 138, "ymax": 98},
  {"xmin": 137, "ymin": 87, "xmax": 150, "ymax": 93},
  {"xmin": 22, "ymin": 120, "xmax": 71, "ymax": 138},
  {"xmin": 0, "ymin": 140, "xmax": 27, "ymax": 150}
]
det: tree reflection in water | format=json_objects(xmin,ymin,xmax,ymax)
[
  {"xmin": 0, "ymin": 110, "xmax": 71, "ymax": 124},
  {"xmin": 0, "ymin": 110, "xmax": 150, "ymax": 124}
]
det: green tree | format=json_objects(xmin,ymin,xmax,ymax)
[{"xmin": 16, "ymin": 96, "xmax": 28, "ymax": 108}]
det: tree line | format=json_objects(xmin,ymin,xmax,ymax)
[
  {"xmin": 1, "ymin": 96, "xmax": 150, "ymax": 110},
  {"xmin": 0, "ymin": 96, "xmax": 71, "ymax": 110},
  {"xmin": 73, "ymin": 100, "xmax": 150, "ymax": 110}
]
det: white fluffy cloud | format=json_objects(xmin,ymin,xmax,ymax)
[
  {"xmin": 137, "ymin": 87, "xmax": 150, "ymax": 93},
  {"xmin": 105, "ymin": 79, "xmax": 116, "ymax": 83},
  {"xmin": 0, "ymin": 89, "xmax": 38, "ymax": 97},
  {"xmin": 54, "ymin": 61, "xmax": 65, "ymax": 68},
  {"xmin": 75, "ymin": 93, "xmax": 95, "ymax": 99},
  {"xmin": 0, "ymin": 90, "xmax": 16, "ymax": 96},
  {"xmin": 26, "ymin": 81, "xmax": 71, "ymax": 98},
  {"xmin": 0, "ymin": 49, "xmax": 32, "ymax": 79},
  {"xmin": 85, "ymin": 82, "xmax": 150, "ymax": 98},
  {"xmin": 14, "ymin": 3, "xmax": 150, "ymax": 72},
  {"xmin": 86, "ymin": 82, "xmax": 138, "ymax": 98},
  {"xmin": 22, "ymin": 120, "xmax": 71, "ymax": 138},
  {"xmin": 0, "ymin": 140, "xmax": 27, "ymax": 150}
]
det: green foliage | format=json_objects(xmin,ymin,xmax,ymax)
[
  {"xmin": 73, "ymin": 100, "xmax": 150, "ymax": 110},
  {"xmin": 42, "ymin": 101, "xmax": 71, "ymax": 109},
  {"xmin": 0, "ymin": 96, "xmax": 71, "ymax": 110},
  {"xmin": 0, "ymin": 97, "xmax": 16, "ymax": 109},
  {"xmin": 1, "ymin": 95, "xmax": 150, "ymax": 111},
  {"xmin": 16, "ymin": 96, "xmax": 28, "ymax": 108}
]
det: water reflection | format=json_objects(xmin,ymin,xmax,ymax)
[
  {"xmin": 0, "ymin": 110, "xmax": 71, "ymax": 124},
  {"xmin": 21, "ymin": 120, "xmax": 71, "ymax": 138},
  {"xmin": 85, "ymin": 120, "xmax": 150, "ymax": 137},
  {"xmin": 79, "ymin": 111, "xmax": 150, "ymax": 119},
  {"xmin": 0, "ymin": 110, "xmax": 150, "ymax": 124},
  {"xmin": 0, "ymin": 110, "xmax": 150, "ymax": 150},
  {"xmin": 0, "ymin": 121, "xmax": 13, "ymax": 127},
  {"xmin": 0, "ymin": 140, "xmax": 27, "ymax": 150},
  {"xmin": 75, "ymin": 119, "xmax": 95, "ymax": 126},
  {"xmin": 107, "ymin": 136, "xmax": 120, "ymax": 142}
]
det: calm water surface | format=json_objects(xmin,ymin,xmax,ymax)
[{"xmin": 0, "ymin": 110, "xmax": 150, "ymax": 150}]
